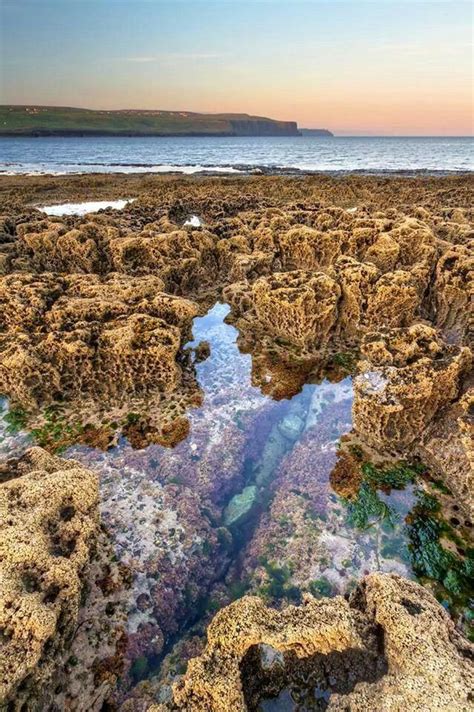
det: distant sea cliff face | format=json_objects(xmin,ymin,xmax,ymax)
[
  {"xmin": 300, "ymin": 128, "xmax": 334, "ymax": 136},
  {"xmin": 0, "ymin": 105, "xmax": 303, "ymax": 137}
]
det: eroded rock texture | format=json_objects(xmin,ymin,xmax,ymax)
[
  {"xmin": 0, "ymin": 175, "xmax": 472, "ymax": 709},
  {"xmin": 420, "ymin": 386, "xmax": 474, "ymax": 517},
  {"xmin": 151, "ymin": 573, "xmax": 473, "ymax": 712},
  {"xmin": 0, "ymin": 447, "xmax": 99, "ymax": 710},
  {"xmin": 0, "ymin": 272, "xmax": 203, "ymax": 448},
  {"xmin": 0, "ymin": 175, "xmax": 472, "ymax": 476},
  {"xmin": 353, "ymin": 324, "xmax": 473, "ymax": 514}
]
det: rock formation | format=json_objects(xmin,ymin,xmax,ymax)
[
  {"xmin": 433, "ymin": 244, "xmax": 473, "ymax": 345},
  {"xmin": 353, "ymin": 324, "xmax": 472, "ymax": 514},
  {"xmin": 151, "ymin": 573, "xmax": 474, "ymax": 712},
  {"xmin": 0, "ymin": 272, "xmax": 203, "ymax": 449},
  {"xmin": 0, "ymin": 174, "xmax": 472, "ymax": 710},
  {"xmin": 0, "ymin": 447, "xmax": 99, "ymax": 710}
]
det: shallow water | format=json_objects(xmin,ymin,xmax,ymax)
[
  {"xmin": 1, "ymin": 303, "xmax": 472, "ymax": 699},
  {"xmin": 260, "ymin": 686, "xmax": 331, "ymax": 712},
  {"xmin": 1, "ymin": 135, "xmax": 473, "ymax": 175},
  {"xmin": 65, "ymin": 306, "xmax": 414, "ymax": 608},
  {"xmin": 39, "ymin": 199, "xmax": 133, "ymax": 215}
]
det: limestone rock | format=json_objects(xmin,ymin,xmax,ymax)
[
  {"xmin": 420, "ymin": 387, "xmax": 474, "ymax": 517},
  {"xmin": 252, "ymin": 271, "xmax": 341, "ymax": 349},
  {"xmin": 153, "ymin": 573, "xmax": 473, "ymax": 711},
  {"xmin": 353, "ymin": 323, "xmax": 471, "ymax": 451},
  {"xmin": 433, "ymin": 245, "xmax": 473, "ymax": 345},
  {"xmin": 0, "ymin": 272, "xmax": 200, "ymax": 447},
  {"xmin": 0, "ymin": 448, "xmax": 99, "ymax": 710}
]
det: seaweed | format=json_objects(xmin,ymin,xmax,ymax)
[
  {"xmin": 125, "ymin": 412, "xmax": 141, "ymax": 426},
  {"xmin": 130, "ymin": 655, "xmax": 149, "ymax": 682},
  {"xmin": 30, "ymin": 407, "xmax": 84, "ymax": 453},
  {"xmin": 309, "ymin": 576, "xmax": 333, "ymax": 597},
  {"xmin": 258, "ymin": 558, "xmax": 300, "ymax": 601},
  {"xmin": 332, "ymin": 351, "xmax": 358, "ymax": 373},
  {"xmin": 228, "ymin": 579, "xmax": 250, "ymax": 601},
  {"xmin": 4, "ymin": 406, "xmax": 29, "ymax": 435},
  {"xmin": 344, "ymin": 481, "xmax": 397, "ymax": 530},
  {"xmin": 342, "ymin": 460, "xmax": 425, "ymax": 530},
  {"xmin": 361, "ymin": 461, "xmax": 421, "ymax": 490},
  {"xmin": 407, "ymin": 489, "xmax": 474, "ymax": 639}
]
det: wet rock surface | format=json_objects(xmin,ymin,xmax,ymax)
[{"xmin": 0, "ymin": 174, "xmax": 472, "ymax": 710}]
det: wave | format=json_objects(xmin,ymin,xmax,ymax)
[
  {"xmin": 0, "ymin": 163, "xmax": 472, "ymax": 177},
  {"xmin": 0, "ymin": 163, "xmax": 243, "ymax": 176}
]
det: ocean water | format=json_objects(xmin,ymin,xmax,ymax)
[{"xmin": 0, "ymin": 135, "xmax": 472, "ymax": 175}]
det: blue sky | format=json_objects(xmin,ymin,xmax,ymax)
[{"xmin": 1, "ymin": 0, "xmax": 472, "ymax": 134}]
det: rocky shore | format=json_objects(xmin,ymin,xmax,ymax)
[{"xmin": 0, "ymin": 174, "xmax": 472, "ymax": 711}]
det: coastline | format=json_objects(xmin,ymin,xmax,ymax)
[
  {"xmin": 1, "ymin": 171, "xmax": 473, "ymax": 212},
  {"xmin": 2, "ymin": 166, "xmax": 473, "ymax": 177}
]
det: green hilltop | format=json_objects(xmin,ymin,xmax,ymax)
[{"xmin": 0, "ymin": 105, "xmax": 302, "ymax": 137}]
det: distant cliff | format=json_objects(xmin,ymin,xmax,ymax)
[
  {"xmin": 0, "ymin": 106, "xmax": 301, "ymax": 137},
  {"xmin": 300, "ymin": 128, "xmax": 334, "ymax": 137}
]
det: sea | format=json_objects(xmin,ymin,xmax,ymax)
[{"xmin": 0, "ymin": 135, "xmax": 472, "ymax": 175}]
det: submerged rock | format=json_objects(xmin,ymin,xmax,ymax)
[
  {"xmin": 223, "ymin": 485, "xmax": 259, "ymax": 528},
  {"xmin": 277, "ymin": 413, "xmax": 304, "ymax": 441}
]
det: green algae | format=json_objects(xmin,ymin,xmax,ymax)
[
  {"xmin": 361, "ymin": 461, "xmax": 423, "ymax": 490},
  {"xmin": 331, "ymin": 351, "xmax": 358, "ymax": 374},
  {"xmin": 228, "ymin": 579, "xmax": 250, "ymax": 601},
  {"xmin": 258, "ymin": 558, "xmax": 300, "ymax": 602},
  {"xmin": 341, "ymin": 458, "xmax": 473, "ymax": 641},
  {"xmin": 30, "ymin": 407, "xmax": 84, "ymax": 453},
  {"xmin": 407, "ymin": 488, "xmax": 474, "ymax": 639},
  {"xmin": 344, "ymin": 481, "xmax": 398, "ymax": 530},
  {"xmin": 125, "ymin": 412, "xmax": 141, "ymax": 426},
  {"xmin": 309, "ymin": 576, "xmax": 333, "ymax": 597},
  {"xmin": 130, "ymin": 655, "xmax": 149, "ymax": 682},
  {"xmin": 343, "ymin": 461, "xmax": 425, "ymax": 530},
  {"xmin": 4, "ymin": 405, "xmax": 29, "ymax": 434}
]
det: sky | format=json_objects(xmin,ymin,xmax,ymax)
[{"xmin": 1, "ymin": 0, "xmax": 473, "ymax": 135}]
